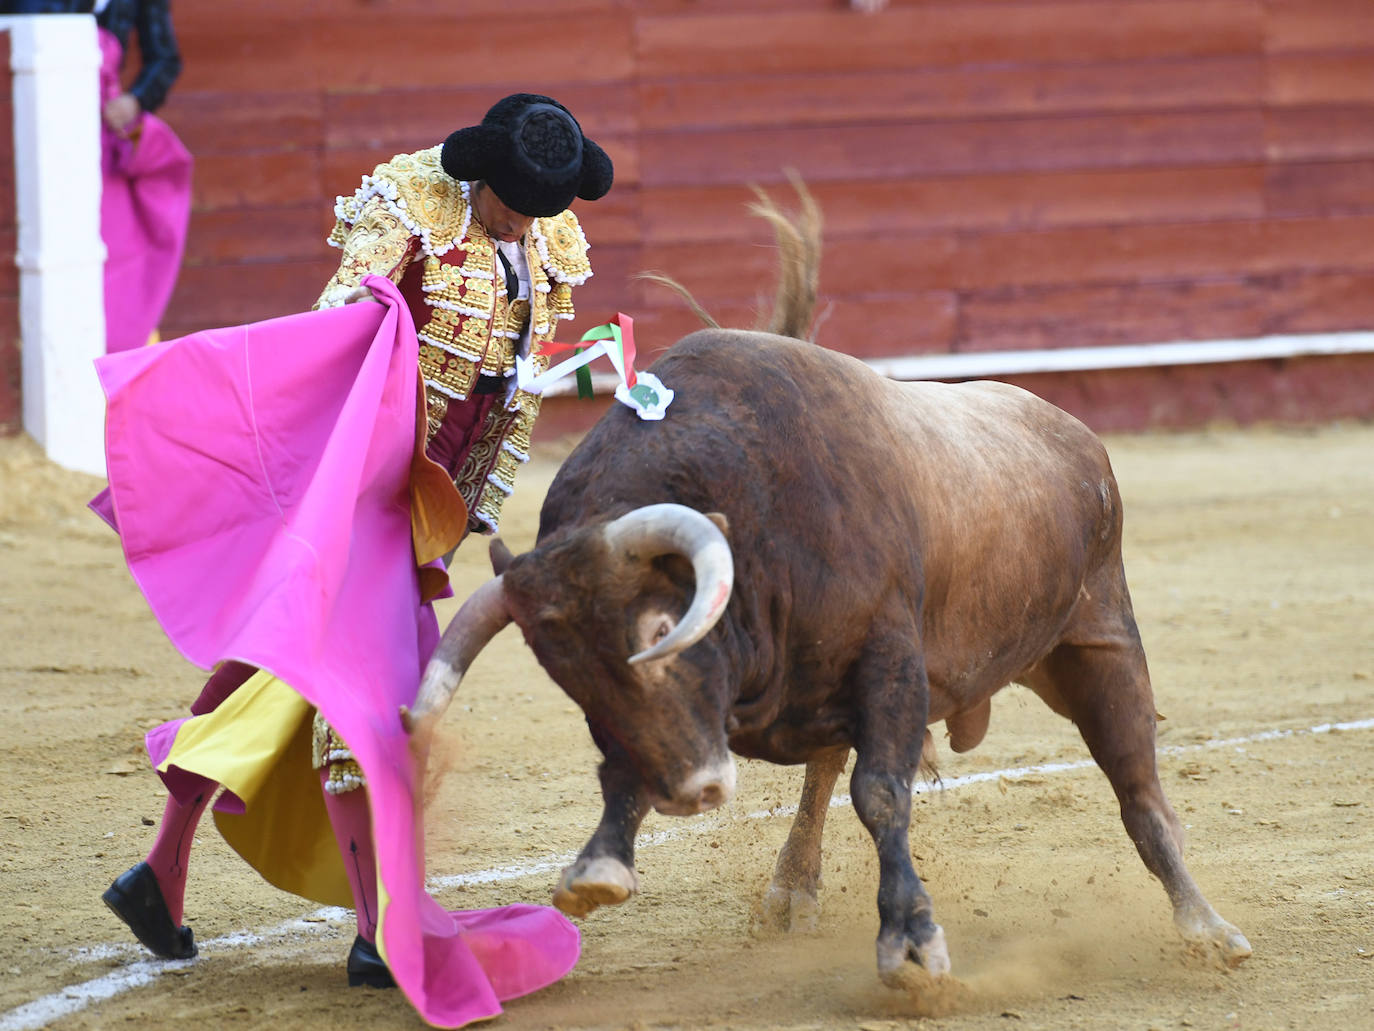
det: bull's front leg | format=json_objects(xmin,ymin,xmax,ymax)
[
  {"xmin": 850, "ymin": 639, "xmax": 950, "ymax": 987},
  {"xmin": 851, "ymin": 755, "xmax": 950, "ymax": 985},
  {"xmin": 553, "ymin": 742, "xmax": 650, "ymax": 918}
]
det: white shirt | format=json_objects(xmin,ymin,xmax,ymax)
[{"xmin": 495, "ymin": 239, "xmax": 533, "ymax": 357}]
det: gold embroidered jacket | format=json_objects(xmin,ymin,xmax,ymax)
[{"xmin": 315, "ymin": 146, "xmax": 594, "ymax": 534}]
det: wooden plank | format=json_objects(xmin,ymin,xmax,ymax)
[
  {"xmin": 812, "ymin": 295, "xmax": 959, "ymax": 356},
  {"xmin": 948, "ymin": 216, "xmax": 1374, "ymax": 292},
  {"xmin": 635, "ymin": 0, "xmax": 1129, "ymax": 9},
  {"xmin": 640, "ymin": 167, "xmax": 1267, "ymax": 244},
  {"xmin": 955, "ymin": 278, "xmax": 1277, "ymax": 352},
  {"xmin": 309, "ymin": 14, "xmax": 633, "ymax": 91},
  {"xmin": 0, "ymin": 296, "xmax": 18, "ymax": 436},
  {"xmin": 162, "ymin": 259, "xmax": 338, "ymax": 336},
  {"xmin": 174, "ymin": 21, "xmax": 321, "ymax": 93},
  {"xmin": 1266, "ymin": 160, "xmax": 1374, "ymax": 216},
  {"xmin": 1269, "ymin": 54, "xmax": 1374, "ymax": 105},
  {"xmin": 639, "ymin": 111, "xmax": 1265, "ymax": 187},
  {"xmin": 0, "ymin": 225, "xmax": 15, "ymax": 297},
  {"xmin": 1267, "ymin": 106, "xmax": 1374, "ymax": 162},
  {"xmin": 165, "ymin": 4, "xmax": 312, "ymax": 26},
  {"xmin": 636, "ymin": 2, "xmax": 1262, "ymax": 77},
  {"xmin": 1263, "ymin": 269, "xmax": 1374, "ymax": 334},
  {"xmin": 635, "ymin": 236, "xmax": 959, "ymax": 301},
  {"xmin": 159, "ymin": 91, "xmax": 324, "ymax": 154},
  {"xmin": 1000, "ymin": 355, "xmax": 1374, "ymax": 433},
  {"xmin": 575, "ymin": 189, "xmax": 640, "ymax": 249},
  {"xmin": 182, "ymin": 205, "xmax": 326, "ymax": 266},
  {"xmin": 310, "ymin": 0, "xmax": 611, "ymax": 14},
  {"xmin": 175, "ymin": 12, "xmax": 633, "ymax": 92},
  {"xmin": 634, "ymin": 0, "xmax": 854, "ymax": 12},
  {"xmin": 638, "ymin": 57, "xmax": 1264, "ymax": 131},
  {"xmin": 645, "ymin": 215, "xmax": 1374, "ymax": 297},
  {"xmin": 191, "ymin": 150, "xmax": 325, "ymax": 212},
  {"xmin": 1267, "ymin": 0, "xmax": 1374, "ymax": 53}
]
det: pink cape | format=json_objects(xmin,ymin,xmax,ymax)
[
  {"xmin": 99, "ymin": 28, "xmax": 192, "ymax": 354},
  {"xmin": 92, "ymin": 276, "xmax": 579, "ymax": 1028}
]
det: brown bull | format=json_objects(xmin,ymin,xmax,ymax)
[{"xmin": 403, "ymin": 194, "xmax": 1251, "ymax": 987}]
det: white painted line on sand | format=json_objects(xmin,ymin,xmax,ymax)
[{"xmin": 4, "ymin": 716, "xmax": 1370, "ymax": 1031}]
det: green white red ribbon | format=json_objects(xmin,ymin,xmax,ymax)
[
  {"xmin": 516, "ymin": 314, "xmax": 674, "ymax": 420},
  {"xmin": 521, "ymin": 313, "xmax": 637, "ymax": 399}
]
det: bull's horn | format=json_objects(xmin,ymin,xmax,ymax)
[
  {"xmin": 604, "ymin": 503, "xmax": 734, "ymax": 664},
  {"xmin": 406, "ymin": 575, "xmax": 512, "ymax": 727}
]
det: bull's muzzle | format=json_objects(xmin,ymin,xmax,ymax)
[{"xmin": 655, "ymin": 757, "xmax": 738, "ymax": 816}]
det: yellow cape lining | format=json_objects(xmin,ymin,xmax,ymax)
[{"xmin": 157, "ymin": 670, "xmax": 354, "ymax": 908}]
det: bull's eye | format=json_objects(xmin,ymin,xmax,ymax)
[{"xmin": 635, "ymin": 609, "xmax": 676, "ymax": 653}]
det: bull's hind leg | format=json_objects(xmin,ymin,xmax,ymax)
[
  {"xmin": 1028, "ymin": 631, "xmax": 1252, "ymax": 967},
  {"xmin": 758, "ymin": 746, "xmax": 849, "ymax": 933}
]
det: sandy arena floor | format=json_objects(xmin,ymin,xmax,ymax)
[{"xmin": 1, "ymin": 420, "xmax": 1371, "ymax": 1031}]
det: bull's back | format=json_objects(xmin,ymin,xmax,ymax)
[
  {"xmin": 657, "ymin": 334, "xmax": 1121, "ymax": 691},
  {"xmin": 548, "ymin": 331, "xmax": 1122, "ymax": 697}
]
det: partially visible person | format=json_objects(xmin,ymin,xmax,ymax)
[
  {"xmin": 2, "ymin": 0, "xmax": 194, "ymax": 350},
  {"xmin": 94, "ymin": 93, "xmax": 612, "ymax": 1028},
  {"xmin": 93, "ymin": 0, "xmax": 181, "ymax": 136},
  {"xmin": 315, "ymin": 91, "xmax": 614, "ymax": 536},
  {"xmin": 94, "ymin": 0, "xmax": 192, "ymax": 352}
]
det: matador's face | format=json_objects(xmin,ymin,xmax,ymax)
[{"xmin": 473, "ymin": 182, "xmax": 535, "ymax": 243}]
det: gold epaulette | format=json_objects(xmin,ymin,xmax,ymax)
[
  {"xmin": 331, "ymin": 147, "xmax": 472, "ymax": 259},
  {"xmin": 532, "ymin": 209, "xmax": 592, "ymax": 286}
]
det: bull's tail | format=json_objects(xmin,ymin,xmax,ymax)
[
  {"xmin": 634, "ymin": 271, "xmax": 722, "ymax": 330},
  {"xmin": 748, "ymin": 170, "xmax": 822, "ymax": 341},
  {"xmin": 636, "ymin": 171, "xmax": 823, "ymax": 342}
]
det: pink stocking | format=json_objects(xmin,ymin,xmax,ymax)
[
  {"xmin": 320, "ymin": 772, "xmax": 380, "ymax": 941},
  {"xmin": 144, "ymin": 786, "xmax": 212, "ymax": 925}
]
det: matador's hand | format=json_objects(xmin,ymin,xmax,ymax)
[
  {"xmin": 343, "ymin": 284, "xmax": 382, "ymax": 304},
  {"xmin": 103, "ymin": 93, "xmax": 141, "ymax": 136}
]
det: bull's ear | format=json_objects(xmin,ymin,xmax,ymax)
[
  {"xmin": 706, "ymin": 512, "xmax": 730, "ymax": 539},
  {"xmin": 489, "ymin": 538, "xmax": 515, "ymax": 575}
]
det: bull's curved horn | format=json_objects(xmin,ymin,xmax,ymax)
[
  {"xmin": 604, "ymin": 503, "xmax": 734, "ymax": 664},
  {"xmin": 405, "ymin": 575, "xmax": 512, "ymax": 729}
]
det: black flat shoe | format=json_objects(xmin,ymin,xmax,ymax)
[
  {"xmin": 101, "ymin": 862, "xmax": 197, "ymax": 960},
  {"xmin": 347, "ymin": 934, "xmax": 396, "ymax": 989}
]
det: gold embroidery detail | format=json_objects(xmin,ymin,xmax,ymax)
[
  {"xmin": 311, "ymin": 712, "xmax": 365, "ymax": 794},
  {"xmin": 548, "ymin": 282, "xmax": 576, "ymax": 321},
  {"xmin": 536, "ymin": 211, "xmax": 592, "ymax": 285},
  {"xmin": 316, "ymin": 197, "xmax": 416, "ymax": 308},
  {"xmin": 319, "ymin": 146, "xmax": 593, "ymax": 532}
]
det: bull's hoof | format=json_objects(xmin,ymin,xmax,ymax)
[
  {"xmin": 1174, "ymin": 903, "xmax": 1252, "ymax": 968},
  {"xmin": 876, "ymin": 925, "xmax": 969, "ymax": 1016},
  {"xmin": 877, "ymin": 923, "xmax": 951, "ymax": 987},
  {"xmin": 553, "ymin": 856, "xmax": 638, "ymax": 918},
  {"xmin": 1177, "ymin": 913, "xmax": 1252, "ymax": 968},
  {"xmin": 756, "ymin": 881, "xmax": 821, "ymax": 934}
]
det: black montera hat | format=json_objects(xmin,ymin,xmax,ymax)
[{"xmin": 440, "ymin": 93, "xmax": 614, "ymax": 218}]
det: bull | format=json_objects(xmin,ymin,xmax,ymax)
[{"xmin": 403, "ymin": 189, "xmax": 1252, "ymax": 986}]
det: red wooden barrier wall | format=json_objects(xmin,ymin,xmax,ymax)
[{"xmin": 6, "ymin": 0, "xmax": 1374, "ymax": 437}]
